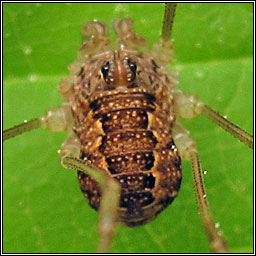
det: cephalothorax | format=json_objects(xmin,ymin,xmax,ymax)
[{"xmin": 3, "ymin": 3, "xmax": 253, "ymax": 253}]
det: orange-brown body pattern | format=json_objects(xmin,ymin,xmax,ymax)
[{"xmin": 69, "ymin": 49, "xmax": 182, "ymax": 226}]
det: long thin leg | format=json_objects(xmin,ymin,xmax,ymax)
[
  {"xmin": 3, "ymin": 103, "xmax": 73, "ymax": 141},
  {"xmin": 201, "ymin": 104, "xmax": 253, "ymax": 149},
  {"xmin": 161, "ymin": 3, "xmax": 177, "ymax": 41},
  {"xmin": 152, "ymin": 3, "xmax": 177, "ymax": 65},
  {"xmin": 60, "ymin": 132, "xmax": 121, "ymax": 253},
  {"xmin": 3, "ymin": 118, "xmax": 41, "ymax": 141},
  {"xmin": 190, "ymin": 152, "xmax": 229, "ymax": 253},
  {"xmin": 62, "ymin": 156, "xmax": 120, "ymax": 253},
  {"xmin": 172, "ymin": 122, "xmax": 229, "ymax": 253},
  {"xmin": 174, "ymin": 90, "xmax": 253, "ymax": 149}
]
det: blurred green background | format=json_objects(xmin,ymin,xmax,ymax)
[{"xmin": 3, "ymin": 3, "xmax": 253, "ymax": 253}]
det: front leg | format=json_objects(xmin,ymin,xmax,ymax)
[{"xmin": 60, "ymin": 131, "xmax": 121, "ymax": 253}]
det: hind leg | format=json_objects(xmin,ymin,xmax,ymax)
[
  {"xmin": 172, "ymin": 122, "xmax": 229, "ymax": 253},
  {"xmin": 60, "ymin": 131, "xmax": 121, "ymax": 253}
]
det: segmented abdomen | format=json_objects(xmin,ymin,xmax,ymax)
[{"xmin": 75, "ymin": 89, "xmax": 182, "ymax": 226}]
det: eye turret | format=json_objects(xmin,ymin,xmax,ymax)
[
  {"xmin": 100, "ymin": 57, "xmax": 137, "ymax": 86},
  {"xmin": 127, "ymin": 59, "xmax": 137, "ymax": 81},
  {"xmin": 101, "ymin": 62, "xmax": 110, "ymax": 81}
]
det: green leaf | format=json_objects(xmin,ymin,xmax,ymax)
[{"xmin": 3, "ymin": 3, "xmax": 253, "ymax": 253}]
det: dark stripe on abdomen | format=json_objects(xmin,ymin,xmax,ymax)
[{"xmin": 106, "ymin": 151, "xmax": 154, "ymax": 174}]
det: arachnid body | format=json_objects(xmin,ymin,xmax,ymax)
[{"xmin": 3, "ymin": 3, "xmax": 253, "ymax": 253}]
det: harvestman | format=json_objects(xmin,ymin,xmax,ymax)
[{"xmin": 3, "ymin": 3, "xmax": 253, "ymax": 253}]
